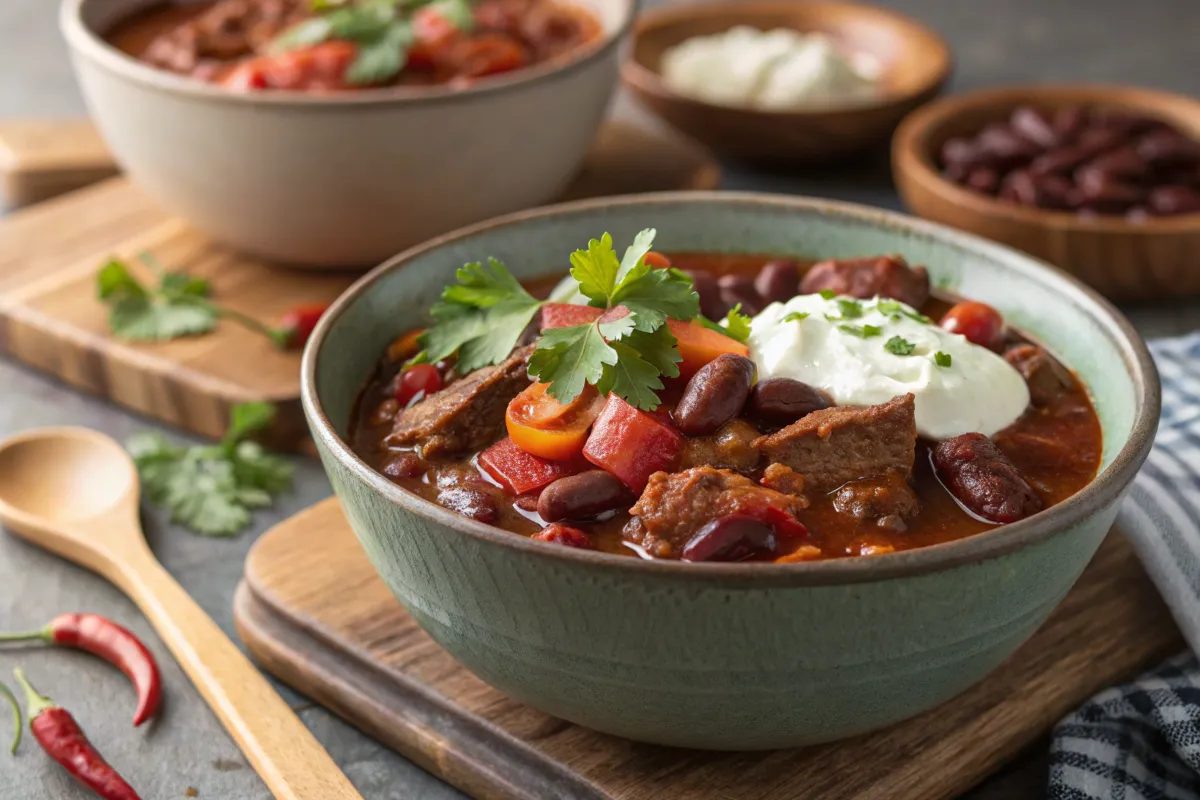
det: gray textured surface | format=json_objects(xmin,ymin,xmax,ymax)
[{"xmin": 0, "ymin": 0, "xmax": 1196, "ymax": 798}]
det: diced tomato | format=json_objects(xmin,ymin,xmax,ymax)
[
  {"xmin": 395, "ymin": 363, "xmax": 444, "ymax": 407},
  {"xmin": 534, "ymin": 523, "xmax": 594, "ymax": 549},
  {"xmin": 541, "ymin": 303, "xmax": 604, "ymax": 330},
  {"xmin": 506, "ymin": 383, "xmax": 604, "ymax": 461},
  {"xmin": 221, "ymin": 41, "xmax": 360, "ymax": 92},
  {"xmin": 666, "ymin": 319, "xmax": 751, "ymax": 378},
  {"xmin": 643, "ymin": 251, "xmax": 672, "ymax": 269},
  {"xmin": 478, "ymin": 437, "xmax": 582, "ymax": 495},
  {"xmin": 583, "ymin": 395, "xmax": 683, "ymax": 492},
  {"xmin": 408, "ymin": 6, "xmax": 461, "ymax": 70}
]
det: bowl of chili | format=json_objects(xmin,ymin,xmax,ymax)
[
  {"xmin": 60, "ymin": 0, "xmax": 633, "ymax": 268},
  {"xmin": 300, "ymin": 191, "xmax": 1158, "ymax": 749}
]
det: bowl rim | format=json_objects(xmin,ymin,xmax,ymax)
[
  {"xmin": 301, "ymin": 190, "xmax": 1160, "ymax": 587},
  {"xmin": 620, "ymin": 0, "xmax": 953, "ymax": 119},
  {"xmin": 892, "ymin": 82, "xmax": 1200, "ymax": 233},
  {"xmin": 59, "ymin": 0, "xmax": 635, "ymax": 109}
]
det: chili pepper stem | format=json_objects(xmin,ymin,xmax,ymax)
[
  {"xmin": 12, "ymin": 669, "xmax": 56, "ymax": 720},
  {"xmin": 0, "ymin": 680, "xmax": 20, "ymax": 754},
  {"xmin": 0, "ymin": 627, "xmax": 54, "ymax": 644},
  {"xmin": 212, "ymin": 305, "xmax": 291, "ymax": 349}
]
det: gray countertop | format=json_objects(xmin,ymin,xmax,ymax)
[{"xmin": 0, "ymin": 1, "xmax": 1197, "ymax": 798}]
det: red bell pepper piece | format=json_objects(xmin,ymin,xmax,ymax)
[
  {"xmin": 540, "ymin": 304, "xmax": 604, "ymax": 330},
  {"xmin": 583, "ymin": 395, "xmax": 683, "ymax": 492},
  {"xmin": 478, "ymin": 438, "xmax": 581, "ymax": 495}
]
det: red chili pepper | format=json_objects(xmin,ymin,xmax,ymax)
[
  {"xmin": 0, "ymin": 614, "xmax": 161, "ymax": 727},
  {"xmin": 13, "ymin": 669, "xmax": 142, "ymax": 800},
  {"xmin": 275, "ymin": 303, "xmax": 329, "ymax": 349}
]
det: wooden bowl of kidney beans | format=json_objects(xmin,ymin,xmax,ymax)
[{"xmin": 892, "ymin": 84, "xmax": 1200, "ymax": 303}]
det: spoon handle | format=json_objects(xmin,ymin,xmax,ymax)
[{"xmin": 114, "ymin": 554, "xmax": 363, "ymax": 800}]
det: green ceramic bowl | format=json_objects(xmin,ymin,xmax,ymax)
[{"xmin": 301, "ymin": 192, "xmax": 1159, "ymax": 750}]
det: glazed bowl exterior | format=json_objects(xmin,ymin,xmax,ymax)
[
  {"xmin": 301, "ymin": 192, "xmax": 1158, "ymax": 749},
  {"xmin": 61, "ymin": 0, "xmax": 633, "ymax": 268}
]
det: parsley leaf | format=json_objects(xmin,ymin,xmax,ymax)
[
  {"xmin": 818, "ymin": 289, "xmax": 837, "ymax": 300},
  {"xmin": 884, "ymin": 336, "xmax": 916, "ymax": 355},
  {"xmin": 98, "ymin": 256, "xmax": 218, "ymax": 342},
  {"xmin": 127, "ymin": 402, "xmax": 293, "ymax": 537},
  {"xmin": 839, "ymin": 323, "xmax": 883, "ymax": 338},
  {"xmin": 621, "ymin": 326, "xmax": 681, "ymax": 380},
  {"xmin": 597, "ymin": 340, "xmax": 667, "ymax": 411},
  {"xmin": 935, "ymin": 351, "xmax": 953, "ymax": 367},
  {"xmin": 783, "ymin": 311, "xmax": 810, "ymax": 323},
  {"xmin": 528, "ymin": 324, "xmax": 617, "ymax": 404},
  {"xmin": 720, "ymin": 305, "xmax": 753, "ymax": 342},
  {"xmin": 570, "ymin": 233, "xmax": 623, "ymax": 305},
  {"xmin": 611, "ymin": 266, "xmax": 699, "ymax": 332}
]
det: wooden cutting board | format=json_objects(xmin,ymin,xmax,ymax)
[
  {"xmin": 233, "ymin": 498, "xmax": 1184, "ymax": 800},
  {"xmin": 0, "ymin": 121, "xmax": 719, "ymax": 448}
]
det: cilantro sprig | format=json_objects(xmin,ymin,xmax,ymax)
[
  {"xmin": 529, "ymin": 230, "xmax": 699, "ymax": 409},
  {"xmin": 127, "ymin": 402, "xmax": 293, "ymax": 537},
  {"xmin": 696, "ymin": 304, "xmax": 753, "ymax": 343},
  {"xmin": 271, "ymin": 0, "xmax": 475, "ymax": 86},
  {"xmin": 97, "ymin": 255, "xmax": 292, "ymax": 347}
]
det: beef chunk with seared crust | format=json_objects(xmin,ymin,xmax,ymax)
[
  {"xmin": 800, "ymin": 255, "xmax": 930, "ymax": 309},
  {"xmin": 624, "ymin": 467, "xmax": 804, "ymax": 559},
  {"xmin": 386, "ymin": 346, "xmax": 533, "ymax": 458},
  {"xmin": 1004, "ymin": 344, "xmax": 1072, "ymax": 407},
  {"xmin": 754, "ymin": 394, "xmax": 918, "ymax": 493}
]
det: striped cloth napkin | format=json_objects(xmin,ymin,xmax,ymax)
[{"xmin": 1048, "ymin": 333, "xmax": 1200, "ymax": 799}]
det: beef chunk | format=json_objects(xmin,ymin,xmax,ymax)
[
  {"xmin": 678, "ymin": 420, "xmax": 762, "ymax": 472},
  {"xmin": 1004, "ymin": 344, "xmax": 1072, "ymax": 407},
  {"xmin": 800, "ymin": 255, "xmax": 930, "ymax": 309},
  {"xmin": 753, "ymin": 394, "xmax": 918, "ymax": 493},
  {"xmin": 386, "ymin": 346, "xmax": 533, "ymax": 458},
  {"xmin": 933, "ymin": 433, "xmax": 1043, "ymax": 523},
  {"xmin": 760, "ymin": 463, "xmax": 807, "ymax": 497},
  {"xmin": 624, "ymin": 467, "xmax": 804, "ymax": 559},
  {"xmin": 833, "ymin": 470, "xmax": 920, "ymax": 522}
]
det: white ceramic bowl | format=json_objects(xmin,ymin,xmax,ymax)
[{"xmin": 61, "ymin": 0, "xmax": 634, "ymax": 268}]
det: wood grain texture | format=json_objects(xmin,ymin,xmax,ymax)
[
  {"xmin": 0, "ymin": 119, "xmax": 118, "ymax": 208},
  {"xmin": 892, "ymin": 85, "xmax": 1200, "ymax": 303},
  {"xmin": 235, "ymin": 498, "xmax": 1185, "ymax": 800},
  {"xmin": 0, "ymin": 121, "xmax": 719, "ymax": 448},
  {"xmin": 621, "ymin": 1, "xmax": 951, "ymax": 167}
]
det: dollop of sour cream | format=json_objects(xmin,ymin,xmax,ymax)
[
  {"xmin": 748, "ymin": 294, "xmax": 1031, "ymax": 440},
  {"xmin": 659, "ymin": 27, "xmax": 881, "ymax": 111}
]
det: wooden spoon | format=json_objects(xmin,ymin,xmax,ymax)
[{"xmin": 0, "ymin": 427, "xmax": 362, "ymax": 800}]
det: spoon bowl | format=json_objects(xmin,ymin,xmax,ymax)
[{"xmin": 0, "ymin": 426, "xmax": 362, "ymax": 800}]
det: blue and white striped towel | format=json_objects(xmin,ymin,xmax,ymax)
[{"xmin": 1049, "ymin": 333, "xmax": 1200, "ymax": 799}]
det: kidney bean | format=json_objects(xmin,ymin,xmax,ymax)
[
  {"xmin": 681, "ymin": 269, "xmax": 728, "ymax": 320},
  {"xmin": 1052, "ymin": 106, "xmax": 1087, "ymax": 141},
  {"xmin": 1000, "ymin": 171, "xmax": 1073, "ymax": 210},
  {"xmin": 1077, "ymin": 147, "xmax": 1149, "ymax": 183},
  {"xmin": 1075, "ymin": 127, "xmax": 1126, "ymax": 155},
  {"xmin": 748, "ymin": 378, "xmax": 832, "ymax": 426},
  {"xmin": 682, "ymin": 515, "xmax": 777, "ymax": 562},
  {"xmin": 940, "ymin": 137, "xmax": 989, "ymax": 170},
  {"xmin": 965, "ymin": 167, "xmax": 1000, "ymax": 194},
  {"xmin": 537, "ymin": 470, "xmax": 631, "ymax": 522},
  {"xmin": 716, "ymin": 274, "xmax": 763, "ymax": 316},
  {"xmin": 437, "ymin": 486, "xmax": 498, "ymax": 523},
  {"xmin": 753, "ymin": 260, "xmax": 800, "ymax": 305},
  {"xmin": 932, "ymin": 433, "xmax": 1043, "ymax": 524},
  {"xmin": 1088, "ymin": 109, "xmax": 1162, "ymax": 136},
  {"xmin": 1148, "ymin": 185, "xmax": 1200, "ymax": 215},
  {"xmin": 976, "ymin": 123, "xmax": 1042, "ymax": 170},
  {"xmin": 534, "ymin": 523, "xmax": 594, "ymax": 549},
  {"xmin": 1010, "ymin": 106, "xmax": 1059, "ymax": 148},
  {"xmin": 370, "ymin": 398, "xmax": 400, "ymax": 427},
  {"xmin": 383, "ymin": 451, "xmax": 425, "ymax": 480},
  {"xmin": 1028, "ymin": 146, "xmax": 1095, "ymax": 177},
  {"xmin": 1137, "ymin": 129, "xmax": 1200, "ymax": 169},
  {"xmin": 1077, "ymin": 177, "xmax": 1144, "ymax": 213},
  {"xmin": 674, "ymin": 354, "xmax": 757, "ymax": 436}
]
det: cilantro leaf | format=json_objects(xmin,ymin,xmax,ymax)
[
  {"xmin": 876, "ymin": 298, "xmax": 932, "ymax": 324},
  {"xmin": 884, "ymin": 336, "xmax": 916, "ymax": 355},
  {"xmin": 782, "ymin": 311, "xmax": 809, "ymax": 323},
  {"xmin": 838, "ymin": 323, "xmax": 883, "ymax": 338},
  {"xmin": 836, "ymin": 299, "xmax": 863, "ymax": 319},
  {"xmin": 623, "ymin": 326, "xmax": 681, "ymax": 381},
  {"xmin": 614, "ymin": 228, "xmax": 657, "ymax": 285},
  {"xmin": 818, "ymin": 289, "xmax": 837, "ymax": 300},
  {"xmin": 935, "ymin": 351, "xmax": 953, "ymax": 367},
  {"xmin": 442, "ymin": 258, "xmax": 526, "ymax": 308},
  {"xmin": 570, "ymin": 233, "xmax": 622, "ymax": 305},
  {"xmin": 720, "ymin": 305, "xmax": 753, "ymax": 343},
  {"xmin": 597, "ymin": 312, "xmax": 637, "ymax": 342},
  {"xmin": 98, "ymin": 257, "xmax": 220, "ymax": 342},
  {"xmin": 610, "ymin": 267, "xmax": 699, "ymax": 332},
  {"xmin": 455, "ymin": 296, "xmax": 542, "ymax": 372},
  {"xmin": 347, "ymin": 22, "xmax": 414, "ymax": 85},
  {"xmin": 127, "ymin": 402, "xmax": 293, "ymax": 537},
  {"xmin": 597, "ymin": 340, "xmax": 666, "ymax": 411},
  {"xmin": 528, "ymin": 324, "xmax": 617, "ymax": 404}
]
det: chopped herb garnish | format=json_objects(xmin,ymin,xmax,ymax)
[
  {"xmin": 818, "ymin": 289, "xmax": 837, "ymax": 300},
  {"xmin": 836, "ymin": 298, "xmax": 863, "ymax": 319},
  {"xmin": 720, "ymin": 304, "xmax": 753, "ymax": 343},
  {"xmin": 934, "ymin": 351, "xmax": 953, "ymax": 367},
  {"xmin": 884, "ymin": 336, "xmax": 916, "ymax": 356},
  {"xmin": 270, "ymin": 0, "xmax": 475, "ymax": 86},
  {"xmin": 838, "ymin": 323, "xmax": 883, "ymax": 339},
  {"xmin": 876, "ymin": 298, "xmax": 932, "ymax": 324},
  {"xmin": 783, "ymin": 311, "xmax": 810, "ymax": 323},
  {"xmin": 127, "ymin": 402, "xmax": 293, "ymax": 537}
]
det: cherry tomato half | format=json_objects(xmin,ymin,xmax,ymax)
[
  {"xmin": 643, "ymin": 251, "xmax": 672, "ymax": 269},
  {"xmin": 939, "ymin": 301, "xmax": 1005, "ymax": 351},
  {"xmin": 395, "ymin": 363, "xmax": 444, "ymax": 407}
]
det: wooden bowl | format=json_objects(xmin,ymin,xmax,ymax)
[
  {"xmin": 620, "ymin": 1, "xmax": 952, "ymax": 168},
  {"xmin": 893, "ymin": 84, "xmax": 1200, "ymax": 303}
]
